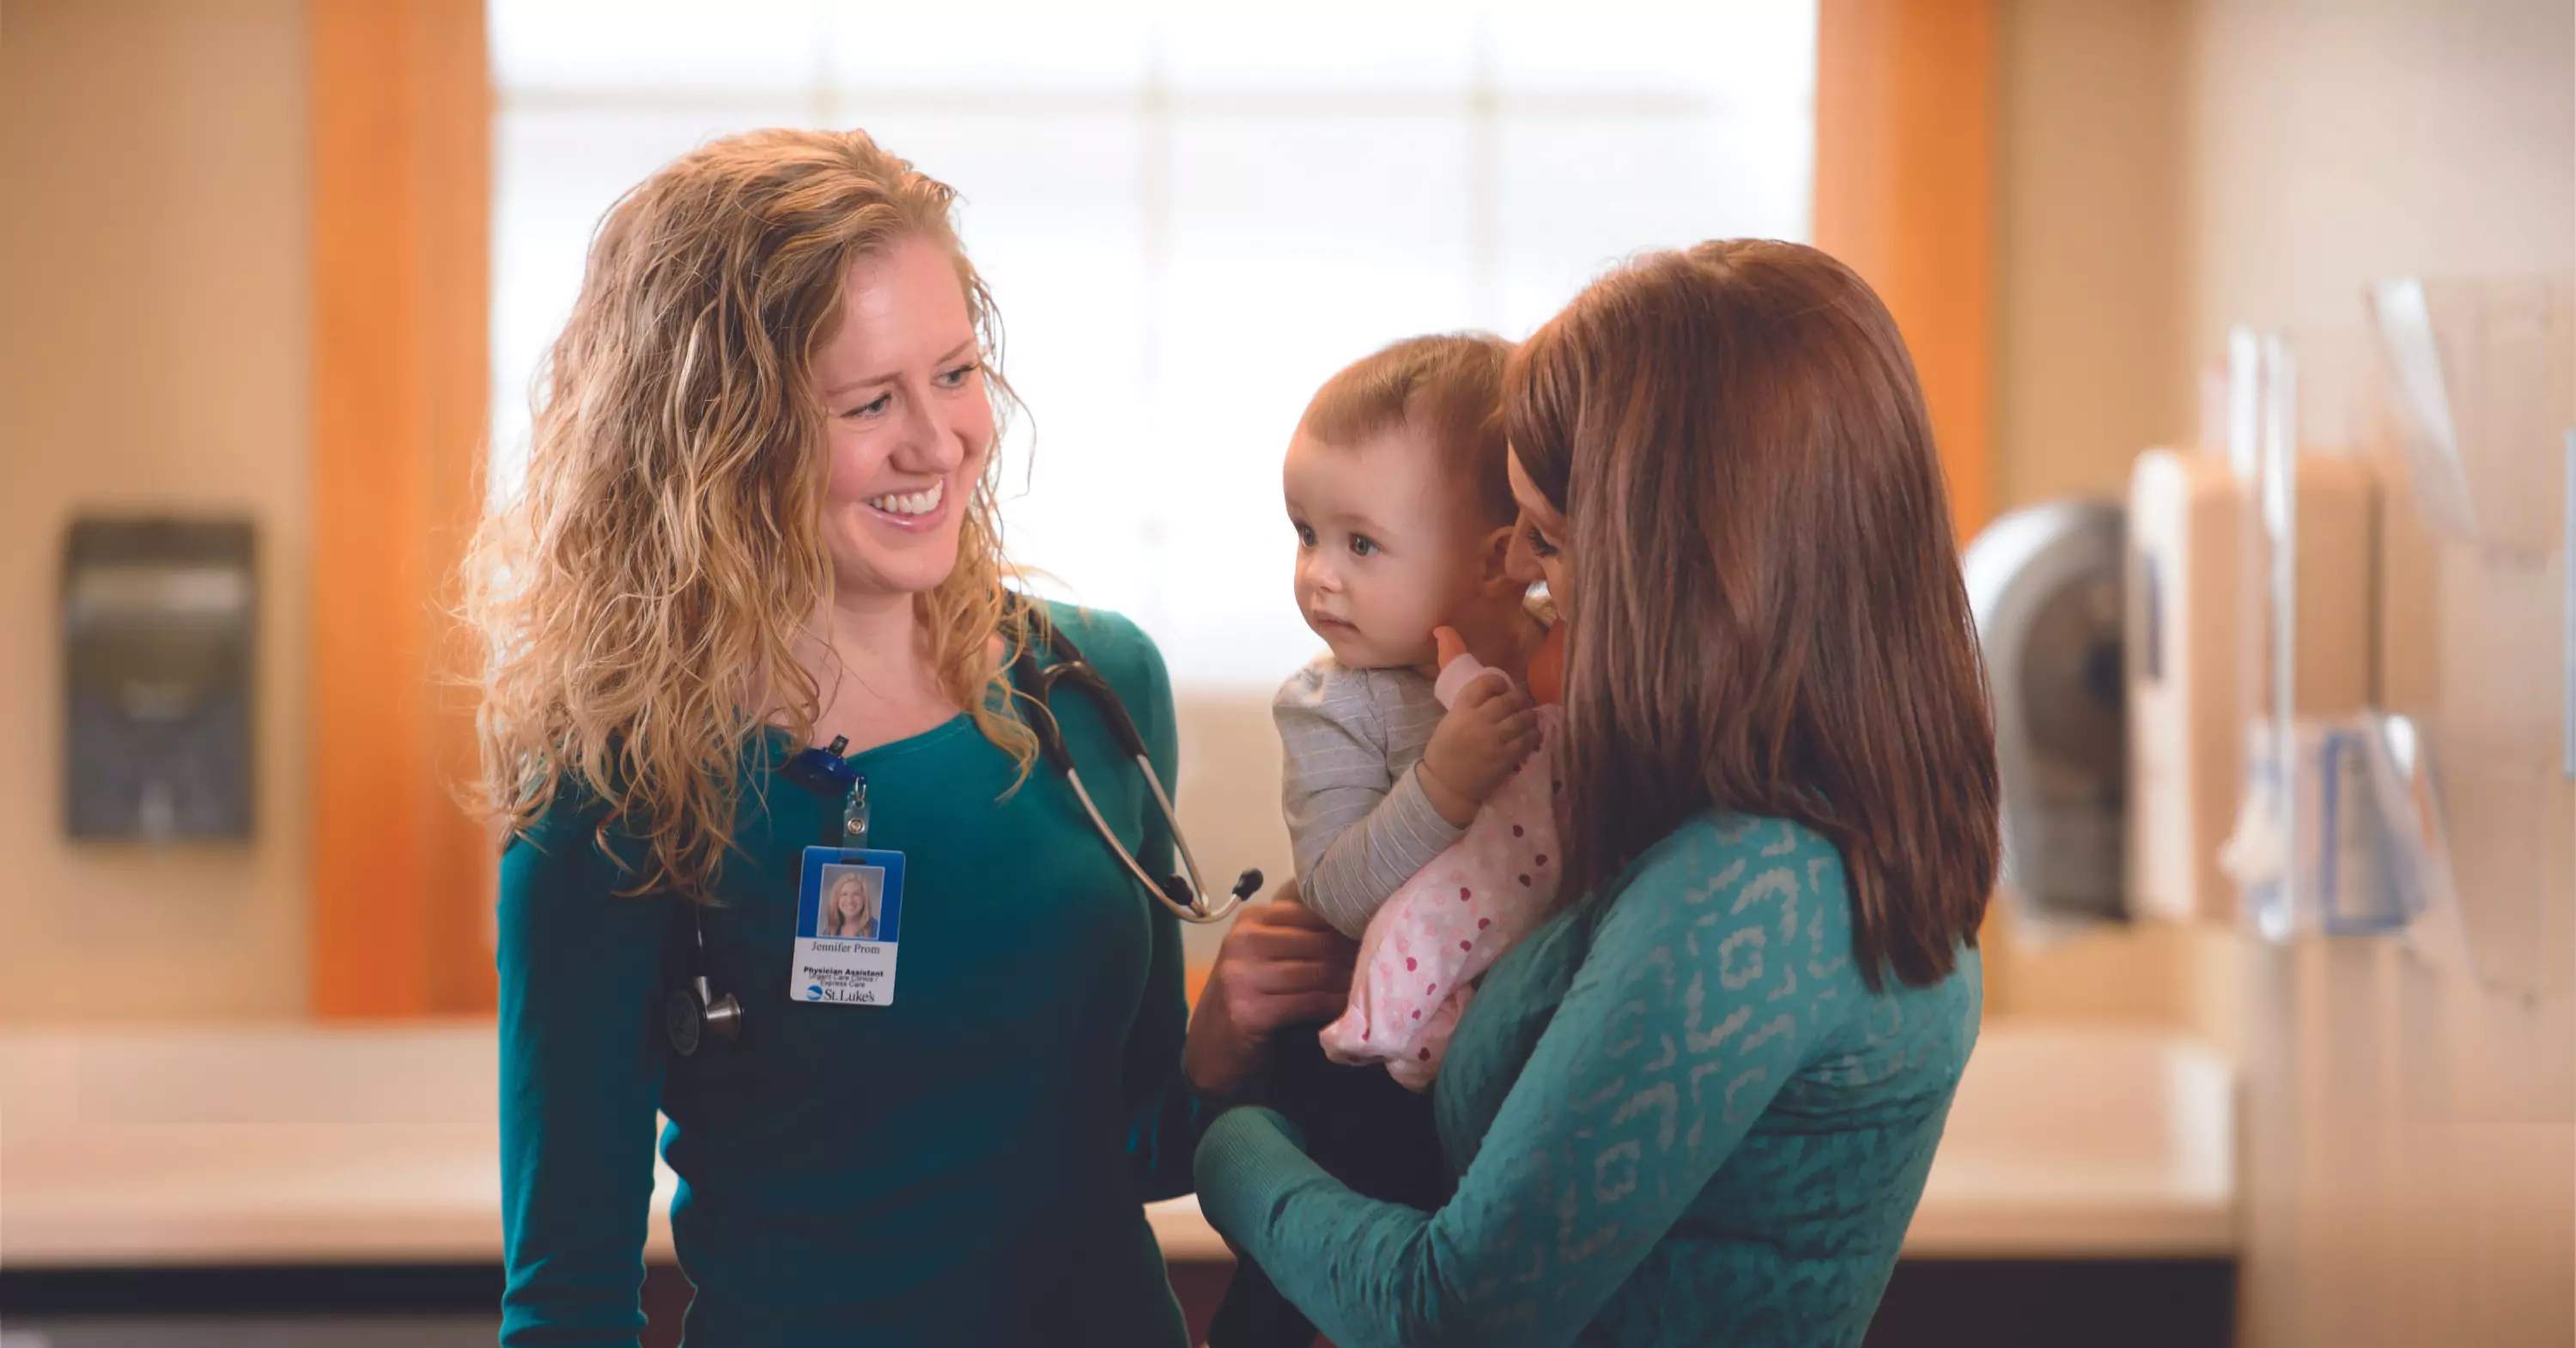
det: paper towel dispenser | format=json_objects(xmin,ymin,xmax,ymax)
[
  {"xmin": 63, "ymin": 517, "xmax": 256, "ymax": 841},
  {"xmin": 1964, "ymin": 500, "xmax": 2129, "ymax": 927}
]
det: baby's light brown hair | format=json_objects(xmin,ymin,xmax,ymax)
[{"xmin": 1297, "ymin": 332, "xmax": 1516, "ymax": 528}]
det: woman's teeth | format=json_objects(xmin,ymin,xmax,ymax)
[{"xmin": 865, "ymin": 480, "xmax": 944, "ymax": 517}]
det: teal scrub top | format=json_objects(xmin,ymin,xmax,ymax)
[{"xmin": 496, "ymin": 602, "xmax": 1200, "ymax": 1346}]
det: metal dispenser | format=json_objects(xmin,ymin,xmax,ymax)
[
  {"xmin": 62, "ymin": 517, "xmax": 257, "ymax": 841},
  {"xmin": 1964, "ymin": 500, "xmax": 2129, "ymax": 928}
]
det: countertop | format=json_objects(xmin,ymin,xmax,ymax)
[{"xmin": 0, "ymin": 1019, "xmax": 2233, "ymax": 1268}]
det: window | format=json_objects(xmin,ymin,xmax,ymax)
[{"xmin": 491, "ymin": 0, "xmax": 1817, "ymax": 687}]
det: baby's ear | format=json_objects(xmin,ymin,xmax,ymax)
[{"xmin": 1476, "ymin": 523, "xmax": 1519, "ymax": 592}]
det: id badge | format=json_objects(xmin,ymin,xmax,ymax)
[{"xmin": 792, "ymin": 846, "xmax": 906, "ymax": 1006}]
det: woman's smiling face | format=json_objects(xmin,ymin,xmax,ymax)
[{"xmin": 811, "ymin": 234, "xmax": 995, "ymax": 604}]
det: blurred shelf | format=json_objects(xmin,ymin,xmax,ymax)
[{"xmin": 0, "ymin": 1017, "xmax": 2232, "ymax": 1269}]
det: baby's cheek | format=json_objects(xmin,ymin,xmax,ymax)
[{"xmin": 1392, "ymin": 585, "xmax": 1452, "ymax": 652}]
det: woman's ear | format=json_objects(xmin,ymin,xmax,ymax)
[{"xmin": 1475, "ymin": 523, "xmax": 1521, "ymax": 597}]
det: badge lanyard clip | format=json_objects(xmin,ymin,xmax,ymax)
[
  {"xmin": 841, "ymin": 772, "xmax": 870, "ymax": 851},
  {"xmin": 789, "ymin": 734, "xmax": 868, "ymax": 851}
]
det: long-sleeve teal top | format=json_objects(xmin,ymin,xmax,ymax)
[
  {"xmin": 497, "ymin": 603, "xmax": 1200, "ymax": 1347},
  {"xmin": 1196, "ymin": 811, "xmax": 1982, "ymax": 1348}
]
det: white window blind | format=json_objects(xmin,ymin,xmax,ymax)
[{"xmin": 490, "ymin": 0, "xmax": 1818, "ymax": 688}]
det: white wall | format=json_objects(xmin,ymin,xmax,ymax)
[
  {"xmin": 2185, "ymin": 0, "xmax": 2573, "ymax": 359},
  {"xmin": 1988, "ymin": 0, "xmax": 2571, "ymax": 1038},
  {"xmin": 2186, "ymin": 0, "xmax": 2575, "ymax": 445},
  {"xmin": 0, "ymin": 0, "xmax": 313, "ymax": 1020},
  {"xmin": 2175, "ymin": 5, "xmax": 2573, "ymax": 1343},
  {"xmin": 1993, "ymin": 0, "xmax": 2574, "ymax": 513},
  {"xmin": 1994, "ymin": 0, "xmax": 2195, "ymax": 513}
]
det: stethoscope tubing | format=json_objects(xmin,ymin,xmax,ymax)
[
  {"xmin": 662, "ymin": 598, "xmax": 1255, "ymax": 1059},
  {"xmin": 1014, "ymin": 603, "xmax": 1251, "ymax": 924}
]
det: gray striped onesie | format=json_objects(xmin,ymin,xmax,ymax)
[{"xmin": 1273, "ymin": 653, "xmax": 1466, "ymax": 939}]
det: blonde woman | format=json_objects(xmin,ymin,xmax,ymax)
[
  {"xmin": 821, "ymin": 869, "xmax": 877, "ymax": 940},
  {"xmin": 473, "ymin": 129, "xmax": 1204, "ymax": 1345}
]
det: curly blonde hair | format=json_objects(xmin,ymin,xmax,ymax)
[{"xmin": 465, "ymin": 128, "xmax": 1037, "ymax": 902}]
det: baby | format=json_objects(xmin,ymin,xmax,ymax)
[
  {"xmin": 1276, "ymin": 333, "xmax": 1567, "ymax": 1088},
  {"xmin": 1209, "ymin": 331, "xmax": 1561, "ymax": 1348}
]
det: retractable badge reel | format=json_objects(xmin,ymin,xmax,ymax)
[
  {"xmin": 666, "ymin": 736, "xmax": 874, "ymax": 1057},
  {"xmin": 783, "ymin": 738, "xmax": 905, "ymax": 1011}
]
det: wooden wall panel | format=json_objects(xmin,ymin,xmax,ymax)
[
  {"xmin": 309, "ymin": 0, "xmax": 493, "ymax": 1017},
  {"xmin": 1814, "ymin": 0, "xmax": 1999, "ymax": 537}
]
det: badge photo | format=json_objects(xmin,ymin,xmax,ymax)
[{"xmin": 792, "ymin": 847, "xmax": 906, "ymax": 1006}]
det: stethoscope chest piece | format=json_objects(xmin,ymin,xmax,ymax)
[
  {"xmin": 667, "ymin": 914, "xmax": 744, "ymax": 1059},
  {"xmin": 665, "ymin": 985, "xmax": 707, "ymax": 1058},
  {"xmin": 666, "ymin": 981, "xmax": 744, "ymax": 1060}
]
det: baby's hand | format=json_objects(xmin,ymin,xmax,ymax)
[{"xmin": 1419, "ymin": 677, "xmax": 1540, "ymax": 829}]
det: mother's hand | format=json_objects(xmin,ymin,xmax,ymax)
[{"xmin": 1184, "ymin": 879, "xmax": 1357, "ymax": 1102}]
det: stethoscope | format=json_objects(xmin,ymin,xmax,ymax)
[
  {"xmin": 665, "ymin": 596, "xmax": 1263, "ymax": 1058},
  {"xmin": 1003, "ymin": 596, "xmax": 1265, "ymax": 926}
]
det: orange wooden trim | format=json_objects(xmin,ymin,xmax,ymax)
[
  {"xmin": 310, "ymin": 0, "xmax": 494, "ymax": 1017},
  {"xmin": 1814, "ymin": 0, "xmax": 1998, "ymax": 537}
]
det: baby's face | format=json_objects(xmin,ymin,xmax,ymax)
[{"xmin": 1284, "ymin": 428, "xmax": 1486, "ymax": 670}]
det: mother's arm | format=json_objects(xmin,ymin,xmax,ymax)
[{"xmin": 1194, "ymin": 823, "xmax": 1862, "ymax": 1348}]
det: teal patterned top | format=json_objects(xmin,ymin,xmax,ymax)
[{"xmin": 1196, "ymin": 812, "xmax": 1981, "ymax": 1347}]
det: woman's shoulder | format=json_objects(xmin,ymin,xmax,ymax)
[
  {"xmin": 496, "ymin": 776, "xmax": 633, "ymax": 910},
  {"xmin": 1036, "ymin": 597, "xmax": 1169, "ymax": 705},
  {"xmin": 1620, "ymin": 811, "xmax": 1850, "ymax": 889},
  {"xmin": 502, "ymin": 774, "xmax": 605, "ymax": 858},
  {"xmin": 1607, "ymin": 811, "xmax": 1983, "ymax": 1014},
  {"xmin": 495, "ymin": 770, "xmax": 673, "ymax": 883},
  {"xmin": 1603, "ymin": 811, "xmax": 1858, "ymax": 948}
]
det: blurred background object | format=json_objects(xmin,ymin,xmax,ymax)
[
  {"xmin": 61, "ymin": 517, "xmax": 258, "ymax": 845},
  {"xmin": 1, "ymin": 0, "xmax": 2568, "ymax": 1345},
  {"xmin": 1965, "ymin": 497, "xmax": 2129, "ymax": 931},
  {"xmin": 2222, "ymin": 276, "xmax": 2575, "ymax": 1348}
]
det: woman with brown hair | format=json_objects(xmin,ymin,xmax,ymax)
[{"xmin": 1187, "ymin": 240, "xmax": 2000, "ymax": 1346}]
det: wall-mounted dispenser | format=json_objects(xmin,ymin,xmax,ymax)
[
  {"xmin": 1965, "ymin": 499, "xmax": 2129, "ymax": 929},
  {"xmin": 63, "ymin": 517, "xmax": 257, "ymax": 842}
]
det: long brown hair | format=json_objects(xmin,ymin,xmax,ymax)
[
  {"xmin": 1506, "ymin": 239, "xmax": 1997, "ymax": 988},
  {"xmin": 464, "ymin": 129, "xmax": 1036, "ymax": 902}
]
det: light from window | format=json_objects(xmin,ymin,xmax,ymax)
[{"xmin": 490, "ymin": 0, "xmax": 1817, "ymax": 687}]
